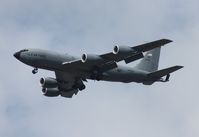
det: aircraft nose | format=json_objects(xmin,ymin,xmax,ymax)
[{"xmin": 14, "ymin": 52, "xmax": 20, "ymax": 60}]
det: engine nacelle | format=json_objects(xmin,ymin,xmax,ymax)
[
  {"xmin": 42, "ymin": 87, "xmax": 60, "ymax": 97},
  {"xmin": 81, "ymin": 54, "xmax": 103, "ymax": 64},
  {"xmin": 40, "ymin": 77, "xmax": 58, "ymax": 88},
  {"xmin": 113, "ymin": 45, "xmax": 135, "ymax": 55}
]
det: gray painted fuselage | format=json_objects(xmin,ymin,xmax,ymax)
[{"xmin": 16, "ymin": 49, "xmax": 148, "ymax": 83}]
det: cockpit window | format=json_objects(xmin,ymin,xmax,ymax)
[{"xmin": 20, "ymin": 49, "xmax": 29, "ymax": 52}]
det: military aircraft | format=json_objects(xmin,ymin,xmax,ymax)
[{"xmin": 14, "ymin": 39, "xmax": 183, "ymax": 98}]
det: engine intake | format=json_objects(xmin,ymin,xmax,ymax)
[
  {"xmin": 40, "ymin": 77, "xmax": 58, "ymax": 88},
  {"xmin": 81, "ymin": 54, "xmax": 103, "ymax": 64},
  {"xmin": 42, "ymin": 87, "xmax": 60, "ymax": 97},
  {"xmin": 113, "ymin": 45, "xmax": 135, "ymax": 55}
]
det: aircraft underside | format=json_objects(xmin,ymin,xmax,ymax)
[{"xmin": 14, "ymin": 39, "xmax": 183, "ymax": 98}]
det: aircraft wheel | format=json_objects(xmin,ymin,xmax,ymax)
[
  {"xmin": 32, "ymin": 68, "xmax": 38, "ymax": 74},
  {"xmin": 78, "ymin": 84, "xmax": 86, "ymax": 91}
]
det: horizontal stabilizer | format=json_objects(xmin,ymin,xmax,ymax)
[{"xmin": 148, "ymin": 65, "xmax": 183, "ymax": 78}]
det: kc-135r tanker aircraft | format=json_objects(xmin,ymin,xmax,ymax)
[{"xmin": 14, "ymin": 39, "xmax": 183, "ymax": 98}]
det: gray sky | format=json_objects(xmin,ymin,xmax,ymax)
[{"xmin": 0, "ymin": 0, "xmax": 198, "ymax": 137}]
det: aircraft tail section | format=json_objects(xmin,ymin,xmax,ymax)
[
  {"xmin": 148, "ymin": 65, "xmax": 183, "ymax": 79},
  {"xmin": 142, "ymin": 65, "xmax": 183, "ymax": 85},
  {"xmin": 148, "ymin": 66, "xmax": 183, "ymax": 82},
  {"xmin": 135, "ymin": 47, "xmax": 161, "ymax": 72}
]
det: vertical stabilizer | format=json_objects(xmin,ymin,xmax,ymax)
[{"xmin": 135, "ymin": 47, "xmax": 161, "ymax": 72}]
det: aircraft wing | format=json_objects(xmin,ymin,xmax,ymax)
[
  {"xmin": 55, "ymin": 71, "xmax": 84, "ymax": 98},
  {"xmin": 100, "ymin": 39, "xmax": 172, "ymax": 62},
  {"xmin": 62, "ymin": 39, "xmax": 172, "ymax": 73}
]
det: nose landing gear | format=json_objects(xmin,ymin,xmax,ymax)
[{"xmin": 32, "ymin": 68, "xmax": 38, "ymax": 74}]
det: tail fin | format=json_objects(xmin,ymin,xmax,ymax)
[{"xmin": 135, "ymin": 47, "xmax": 161, "ymax": 72}]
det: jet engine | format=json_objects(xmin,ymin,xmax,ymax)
[
  {"xmin": 40, "ymin": 77, "xmax": 58, "ymax": 88},
  {"xmin": 81, "ymin": 54, "xmax": 103, "ymax": 64},
  {"xmin": 113, "ymin": 45, "xmax": 135, "ymax": 55},
  {"xmin": 42, "ymin": 87, "xmax": 60, "ymax": 97}
]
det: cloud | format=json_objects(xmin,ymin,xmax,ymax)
[{"xmin": 0, "ymin": 0, "xmax": 198, "ymax": 137}]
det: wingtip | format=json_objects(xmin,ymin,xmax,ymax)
[
  {"xmin": 161, "ymin": 39, "xmax": 173, "ymax": 44},
  {"xmin": 175, "ymin": 65, "xmax": 184, "ymax": 70},
  {"xmin": 177, "ymin": 65, "xmax": 184, "ymax": 68}
]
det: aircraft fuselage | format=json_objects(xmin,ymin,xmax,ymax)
[{"xmin": 14, "ymin": 49, "xmax": 148, "ymax": 83}]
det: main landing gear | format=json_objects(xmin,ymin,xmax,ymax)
[
  {"xmin": 78, "ymin": 84, "xmax": 86, "ymax": 91},
  {"xmin": 90, "ymin": 70, "xmax": 102, "ymax": 81},
  {"xmin": 32, "ymin": 68, "xmax": 38, "ymax": 74}
]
